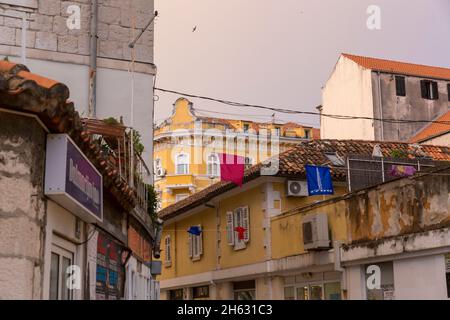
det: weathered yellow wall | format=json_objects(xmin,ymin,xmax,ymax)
[
  {"xmin": 346, "ymin": 174, "xmax": 450, "ymax": 243},
  {"xmin": 271, "ymin": 200, "xmax": 348, "ymax": 259},
  {"xmin": 160, "ymin": 182, "xmax": 351, "ymax": 281},
  {"xmin": 218, "ymin": 186, "xmax": 266, "ymax": 268},
  {"xmin": 160, "ymin": 207, "xmax": 217, "ymax": 280}
]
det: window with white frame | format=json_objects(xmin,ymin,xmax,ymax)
[
  {"xmin": 244, "ymin": 157, "xmax": 253, "ymax": 170},
  {"xmin": 164, "ymin": 235, "xmax": 171, "ymax": 266},
  {"xmin": 176, "ymin": 153, "xmax": 189, "ymax": 175},
  {"xmin": 226, "ymin": 206, "xmax": 250, "ymax": 250},
  {"xmin": 207, "ymin": 153, "xmax": 220, "ymax": 176},
  {"xmin": 188, "ymin": 225, "xmax": 203, "ymax": 260},
  {"xmin": 154, "ymin": 158, "xmax": 162, "ymax": 175},
  {"xmin": 175, "ymin": 194, "xmax": 189, "ymax": 202},
  {"xmin": 49, "ymin": 244, "xmax": 74, "ymax": 300}
]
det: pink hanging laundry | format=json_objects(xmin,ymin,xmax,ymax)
[
  {"xmin": 389, "ymin": 165, "xmax": 417, "ymax": 177},
  {"xmin": 218, "ymin": 153, "xmax": 245, "ymax": 187}
]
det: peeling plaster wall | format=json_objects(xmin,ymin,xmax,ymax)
[
  {"xmin": 346, "ymin": 173, "xmax": 450, "ymax": 244},
  {"xmin": 372, "ymin": 72, "xmax": 450, "ymax": 142},
  {"xmin": 0, "ymin": 111, "xmax": 47, "ymax": 299}
]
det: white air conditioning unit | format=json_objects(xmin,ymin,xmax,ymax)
[
  {"xmin": 286, "ymin": 180, "xmax": 308, "ymax": 197},
  {"xmin": 302, "ymin": 213, "xmax": 330, "ymax": 250},
  {"xmin": 156, "ymin": 167, "xmax": 166, "ymax": 177}
]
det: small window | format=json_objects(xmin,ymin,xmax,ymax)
[
  {"xmin": 244, "ymin": 157, "xmax": 253, "ymax": 169},
  {"xmin": 188, "ymin": 225, "xmax": 203, "ymax": 260},
  {"xmin": 243, "ymin": 123, "xmax": 250, "ymax": 133},
  {"xmin": 207, "ymin": 153, "xmax": 220, "ymax": 176},
  {"xmin": 324, "ymin": 152, "xmax": 345, "ymax": 167},
  {"xmin": 169, "ymin": 289, "xmax": 184, "ymax": 300},
  {"xmin": 233, "ymin": 280, "xmax": 256, "ymax": 300},
  {"xmin": 154, "ymin": 158, "xmax": 162, "ymax": 174},
  {"xmin": 273, "ymin": 127, "xmax": 281, "ymax": 136},
  {"xmin": 164, "ymin": 235, "xmax": 171, "ymax": 266},
  {"xmin": 304, "ymin": 130, "xmax": 311, "ymax": 139},
  {"xmin": 175, "ymin": 194, "xmax": 188, "ymax": 202},
  {"xmin": 192, "ymin": 286, "xmax": 209, "ymax": 299},
  {"xmin": 447, "ymin": 84, "xmax": 450, "ymax": 101},
  {"xmin": 176, "ymin": 153, "xmax": 189, "ymax": 175},
  {"xmin": 421, "ymin": 80, "xmax": 439, "ymax": 100},
  {"xmin": 395, "ymin": 76, "xmax": 406, "ymax": 96}
]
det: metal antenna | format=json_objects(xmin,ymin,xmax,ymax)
[{"xmin": 128, "ymin": 11, "xmax": 158, "ymax": 48}]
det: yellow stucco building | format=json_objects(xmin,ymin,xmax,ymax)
[
  {"xmin": 156, "ymin": 140, "xmax": 450, "ymax": 300},
  {"xmin": 153, "ymin": 98, "xmax": 319, "ymax": 209}
]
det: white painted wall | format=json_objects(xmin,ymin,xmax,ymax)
[
  {"xmin": 321, "ymin": 56, "xmax": 375, "ymax": 140},
  {"xmin": 9, "ymin": 57, "xmax": 154, "ymax": 170},
  {"xmin": 393, "ymin": 254, "xmax": 448, "ymax": 300},
  {"xmin": 125, "ymin": 256, "xmax": 158, "ymax": 300},
  {"xmin": 346, "ymin": 265, "xmax": 365, "ymax": 300}
]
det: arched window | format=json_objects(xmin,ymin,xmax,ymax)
[
  {"xmin": 207, "ymin": 153, "xmax": 220, "ymax": 176},
  {"xmin": 176, "ymin": 153, "xmax": 189, "ymax": 175}
]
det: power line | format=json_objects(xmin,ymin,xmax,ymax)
[
  {"xmin": 154, "ymin": 87, "xmax": 450, "ymax": 126},
  {"xmin": 194, "ymin": 108, "xmax": 319, "ymax": 127}
]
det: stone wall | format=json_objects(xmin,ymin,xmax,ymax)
[
  {"xmin": 0, "ymin": 111, "xmax": 47, "ymax": 299},
  {"xmin": 0, "ymin": 0, "xmax": 154, "ymax": 63}
]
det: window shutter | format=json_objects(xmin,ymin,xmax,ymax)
[
  {"xmin": 420, "ymin": 80, "xmax": 427, "ymax": 98},
  {"xmin": 242, "ymin": 206, "xmax": 250, "ymax": 243},
  {"xmin": 198, "ymin": 225, "xmax": 203, "ymax": 255},
  {"xmin": 395, "ymin": 76, "xmax": 406, "ymax": 96},
  {"xmin": 165, "ymin": 236, "xmax": 171, "ymax": 263},
  {"xmin": 226, "ymin": 211, "xmax": 235, "ymax": 245},
  {"xmin": 188, "ymin": 233, "xmax": 193, "ymax": 258},
  {"xmin": 234, "ymin": 209, "xmax": 240, "ymax": 242},
  {"xmin": 432, "ymin": 81, "xmax": 439, "ymax": 100}
]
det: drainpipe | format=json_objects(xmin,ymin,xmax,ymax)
[
  {"xmin": 88, "ymin": 0, "xmax": 98, "ymax": 118},
  {"xmin": 376, "ymin": 71, "xmax": 384, "ymax": 141},
  {"xmin": 333, "ymin": 241, "xmax": 347, "ymax": 293}
]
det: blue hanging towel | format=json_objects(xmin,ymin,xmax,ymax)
[
  {"xmin": 187, "ymin": 226, "xmax": 202, "ymax": 236},
  {"xmin": 305, "ymin": 165, "xmax": 334, "ymax": 196}
]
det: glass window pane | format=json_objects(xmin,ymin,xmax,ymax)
[
  {"xmin": 284, "ymin": 287, "xmax": 295, "ymax": 300},
  {"xmin": 324, "ymin": 282, "xmax": 341, "ymax": 300},
  {"xmin": 50, "ymin": 253, "xmax": 59, "ymax": 300},
  {"xmin": 309, "ymin": 285, "xmax": 323, "ymax": 300},
  {"xmin": 61, "ymin": 257, "xmax": 71, "ymax": 300},
  {"xmin": 296, "ymin": 286, "xmax": 308, "ymax": 300},
  {"xmin": 235, "ymin": 290, "xmax": 255, "ymax": 300}
]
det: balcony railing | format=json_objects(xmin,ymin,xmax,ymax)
[{"xmin": 82, "ymin": 118, "xmax": 151, "ymax": 218}]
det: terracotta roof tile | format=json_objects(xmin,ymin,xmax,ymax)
[
  {"xmin": 0, "ymin": 61, "xmax": 137, "ymax": 211},
  {"xmin": 343, "ymin": 53, "xmax": 450, "ymax": 80},
  {"xmin": 410, "ymin": 110, "xmax": 450, "ymax": 143},
  {"xmin": 158, "ymin": 139, "xmax": 450, "ymax": 220}
]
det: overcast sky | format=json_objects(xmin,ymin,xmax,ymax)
[{"xmin": 153, "ymin": 0, "xmax": 450, "ymax": 127}]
